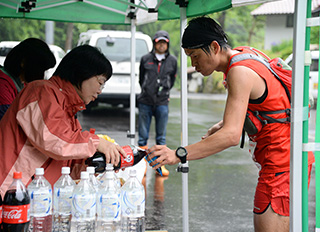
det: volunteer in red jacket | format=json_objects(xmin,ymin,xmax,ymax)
[
  {"xmin": 0, "ymin": 45, "xmax": 126, "ymax": 195},
  {"xmin": 147, "ymin": 16, "xmax": 314, "ymax": 232},
  {"xmin": 0, "ymin": 38, "xmax": 56, "ymax": 120}
]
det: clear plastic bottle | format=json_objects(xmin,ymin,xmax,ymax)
[
  {"xmin": 121, "ymin": 170, "xmax": 145, "ymax": 232},
  {"xmin": 53, "ymin": 167, "xmax": 75, "ymax": 232},
  {"xmin": 86, "ymin": 166, "xmax": 101, "ymax": 193},
  {"xmin": 71, "ymin": 171, "xmax": 96, "ymax": 232},
  {"xmin": 27, "ymin": 168, "xmax": 53, "ymax": 232},
  {"xmin": 100, "ymin": 164, "xmax": 121, "ymax": 189},
  {"xmin": 96, "ymin": 165, "xmax": 121, "ymax": 232}
]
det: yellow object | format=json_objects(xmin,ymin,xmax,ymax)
[
  {"xmin": 97, "ymin": 134, "xmax": 115, "ymax": 143},
  {"xmin": 160, "ymin": 165, "xmax": 170, "ymax": 176}
]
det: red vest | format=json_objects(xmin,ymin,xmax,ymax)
[{"xmin": 225, "ymin": 48, "xmax": 314, "ymax": 173}]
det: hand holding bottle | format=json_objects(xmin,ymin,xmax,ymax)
[
  {"xmin": 97, "ymin": 137, "xmax": 126, "ymax": 167},
  {"xmin": 147, "ymin": 144, "xmax": 180, "ymax": 168}
]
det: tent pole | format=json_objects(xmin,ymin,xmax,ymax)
[
  {"xmin": 179, "ymin": 6, "xmax": 189, "ymax": 232},
  {"xmin": 290, "ymin": 0, "xmax": 307, "ymax": 231},
  {"xmin": 129, "ymin": 11, "xmax": 136, "ymax": 146}
]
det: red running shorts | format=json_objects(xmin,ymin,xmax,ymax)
[{"xmin": 253, "ymin": 165, "xmax": 313, "ymax": 216}]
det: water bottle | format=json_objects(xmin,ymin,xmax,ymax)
[
  {"xmin": 27, "ymin": 168, "xmax": 53, "ymax": 232},
  {"xmin": 71, "ymin": 171, "xmax": 96, "ymax": 232},
  {"xmin": 53, "ymin": 167, "xmax": 75, "ymax": 232},
  {"xmin": 86, "ymin": 166, "xmax": 101, "ymax": 192},
  {"xmin": 100, "ymin": 164, "xmax": 121, "ymax": 189},
  {"xmin": 96, "ymin": 165, "xmax": 121, "ymax": 232},
  {"xmin": 121, "ymin": 170, "xmax": 145, "ymax": 232}
]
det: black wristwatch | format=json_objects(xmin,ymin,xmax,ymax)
[{"xmin": 175, "ymin": 146, "xmax": 188, "ymax": 164}]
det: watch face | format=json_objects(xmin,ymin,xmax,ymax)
[{"xmin": 177, "ymin": 147, "xmax": 187, "ymax": 157}]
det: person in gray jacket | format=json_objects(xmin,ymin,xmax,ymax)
[{"xmin": 137, "ymin": 30, "xmax": 177, "ymax": 176}]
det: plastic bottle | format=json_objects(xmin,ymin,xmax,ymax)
[
  {"xmin": 86, "ymin": 166, "xmax": 101, "ymax": 193},
  {"xmin": 86, "ymin": 145, "xmax": 148, "ymax": 173},
  {"xmin": 53, "ymin": 167, "xmax": 75, "ymax": 232},
  {"xmin": 27, "ymin": 168, "xmax": 53, "ymax": 232},
  {"xmin": 0, "ymin": 193, "xmax": 2, "ymax": 231},
  {"xmin": 2, "ymin": 172, "xmax": 30, "ymax": 232},
  {"xmin": 71, "ymin": 171, "xmax": 96, "ymax": 232},
  {"xmin": 121, "ymin": 169, "xmax": 145, "ymax": 232},
  {"xmin": 100, "ymin": 164, "xmax": 121, "ymax": 189},
  {"xmin": 96, "ymin": 165, "xmax": 121, "ymax": 232}
]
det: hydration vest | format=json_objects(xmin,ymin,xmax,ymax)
[{"xmin": 224, "ymin": 47, "xmax": 292, "ymax": 148}]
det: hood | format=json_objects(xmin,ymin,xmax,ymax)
[{"xmin": 152, "ymin": 30, "xmax": 170, "ymax": 54}]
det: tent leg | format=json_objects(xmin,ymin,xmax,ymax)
[
  {"xmin": 179, "ymin": 6, "xmax": 189, "ymax": 232},
  {"xmin": 129, "ymin": 17, "xmax": 136, "ymax": 146}
]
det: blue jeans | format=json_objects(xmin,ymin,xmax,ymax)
[{"xmin": 138, "ymin": 103, "xmax": 168, "ymax": 146}]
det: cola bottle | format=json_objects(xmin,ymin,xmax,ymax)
[
  {"xmin": 86, "ymin": 145, "xmax": 147, "ymax": 172},
  {"xmin": 0, "ymin": 192, "xmax": 2, "ymax": 231},
  {"xmin": 2, "ymin": 172, "xmax": 30, "ymax": 232}
]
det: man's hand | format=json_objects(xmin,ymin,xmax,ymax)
[{"xmin": 147, "ymin": 145, "xmax": 180, "ymax": 170}]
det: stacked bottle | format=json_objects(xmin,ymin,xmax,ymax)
[
  {"xmin": 100, "ymin": 164, "xmax": 121, "ymax": 188},
  {"xmin": 27, "ymin": 168, "xmax": 53, "ymax": 232},
  {"xmin": 53, "ymin": 167, "xmax": 75, "ymax": 232},
  {"xmin": 86, "ymin": 166, "xmax": 101, "ymax": 193},
  {"xmin": 96, "ymin": 165, "xmax": 121, "ymax": 232},
  {"xmin": 121, "ymin": 169, "xmax": 145, "ymax": 232},
  {"xmin": 71, "ymin": 171, "xmax": 96, "ymax": 232},
  {"xmin": 2, "ymin": 172, "xmax": 30, "ymax": 232}
]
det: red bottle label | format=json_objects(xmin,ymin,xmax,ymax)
[
  {"xmin": 120, "ymin": 145, "xmax": 134, "ymax": 168},
  {"xmin": 0, "ymin": 205, "xmax": 2, "ymax": 224},
  {"xmin": 2, "ymin": 204, "xmax": 30, "ymax": 224}
]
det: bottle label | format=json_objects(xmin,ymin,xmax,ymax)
[
  {"xmin": 30, "ymin": 188, "xmax": 52, "ymax": 216},
  {"xmin": 54, "ymin": 186, "xmax": 74, "ymax": 214},
  {"xmin": 0, "ymin": 205, "xmax": 2, "ymax": 223},
  {"xmin": 72, "ymin": 193, "xmax": 96, "ymax": 219},
  {"xmin": 97, "ymin": 193, "xmax": 121, "ymax": 221},
  {"xmin": 3, "ymin": 204, "xmax": 30, "ymax": 224},
  {"xmin": 120, "ymin": 146, "xmax": 134, "ymax": 168}
]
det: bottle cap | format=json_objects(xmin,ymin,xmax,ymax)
[
  {"xmin": 61, "ymin": 167, "xmax": 70, "ymax": 174},
  {"xmin": 105, "ymin": 163, "xmax": 114, "ymax": 171},
  {"xmin": 13, "ymin": 172, "xmax": 22, "ymax": 179},
  {"xmin": 105, "ymin": 171, "xmax": 114, "ymax": 179},
  {"xmin": 81, "ymin": 171, "xmax": 89, "ymax": 179},
  {"xmin": 129, "ymin": 169, "xmax": 136, "ymax": 177},
  {"xmin": 35, "ymin": 168, "xmax": 44, "ymax": 176},
  {"xmin": 86, "ymin": 166, "xmax": 95, "ymax": 174}
]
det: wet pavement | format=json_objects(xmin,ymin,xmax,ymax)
[{"xmin": 77, "ymin": 93, "xmax": 317, "ymax": 232}]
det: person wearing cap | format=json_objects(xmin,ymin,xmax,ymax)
[
  {"xmin": 137, "ymin": 30, "xmax": 177, "ymax": 176},
  {"xmin": 0, "ymin": 38, "xmax": 56, "ymax": 120},
  {"xmin": 147, "ymin": 17, "xmax": 314, "ymax": 231}
]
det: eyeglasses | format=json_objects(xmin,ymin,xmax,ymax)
[{"xmin": 96, "ymin": 76, "xmax": 106, "ymax": 91}]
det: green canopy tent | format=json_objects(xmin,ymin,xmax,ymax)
[{"xmin": 1, "ymin": 1, "xmax": 308, "ymax": 231}]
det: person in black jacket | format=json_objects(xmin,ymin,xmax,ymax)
[{"xmin": 137, "ymin": 30, "xmax": 177, "ymax": 176}]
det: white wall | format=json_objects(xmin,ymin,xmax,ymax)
[{"xmin": 264, "ymin": 15, "xmax": 293, "ymax": 50}]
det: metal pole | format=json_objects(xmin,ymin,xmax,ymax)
[
  {"xmin": 129, "ymin": 13, "xmax": 136, "ymax": 145},
  {"xmin": 45, "ymin": 21, "xmax": 54, "ymax": 45},
  {"xmin": 180, "ymin": 6, "xmax": 189, "ymax": 232},
  {"xmin": 290, "ymin": 0, "xmax": 307, "ymax": 231},
  {"xmin": 302, "ymin": 1, "xmax": 312, "ymax": 231}
]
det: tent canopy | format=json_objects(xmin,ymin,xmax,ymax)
[{"xmin": 0, "ymin": 0, "xmax": 276, "ymax": 25}]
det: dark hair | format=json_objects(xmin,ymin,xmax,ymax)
[
  {"xmin": 182, "ymin": 16, "xmax": 231, "ymax": 55},
  {"xmin": 53, "ymin": 45, "xmax": 112, "ymax": 89},
  {"xmin": 4, "ymin": 38, "xmax": 56, "ymax": 82}
]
